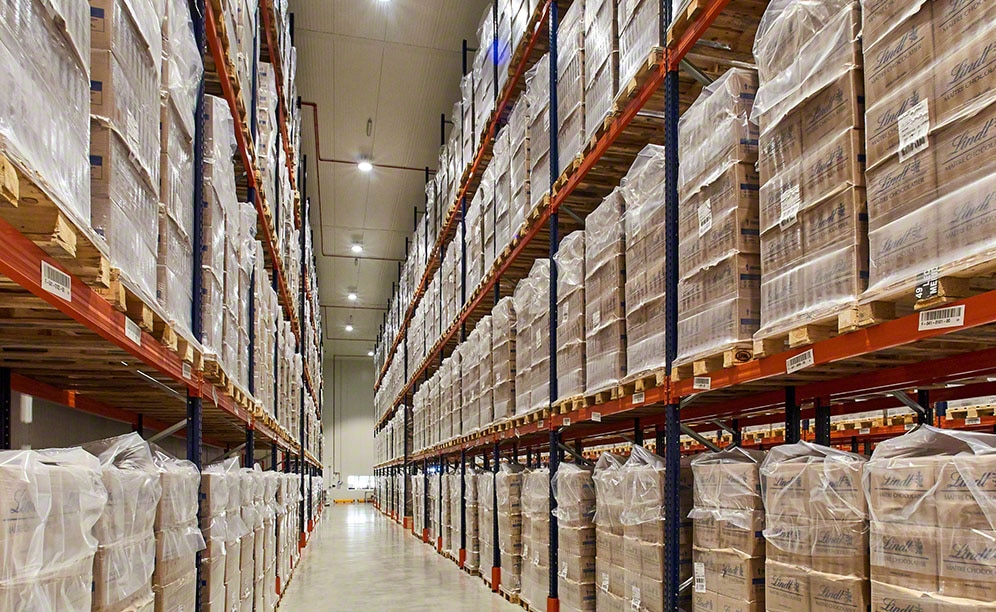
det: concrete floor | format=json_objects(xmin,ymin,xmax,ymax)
[{"xmin": 278, "ymin": 504, "xmax": 519, "ymax": 611}]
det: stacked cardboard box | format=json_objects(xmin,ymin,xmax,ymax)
[
  {"xmin": 465, "ymin": 472, "xmax": 481, "ymax": 572},
  {"xmin": 450, "ymin": 345, "xmax": 463, "ymax": 439},
  {"xmin": 509, "ymin": 98, "xmax": 532, "ymax": 237},
  {"xmin": 276, "ymin": 472, "xmax": 300, "ymax": 593},
  {"xmin": 478, "ymin": 315, "xmax": 495, "ymax": 429},
  {"xmin": 86, "ymin": 434, "xmax": 162, "ymax": 612},
  {"xmin": 494, "ymin": 126, "xmax": 514, "ymax": 259},
  {"xmin": 439, "ymin": 356, "xmax": 454, "ymax": 443},
  {"xmin": 554, "ymin": 463, "xmax": 598, "ymax": 612},
  {"xmin": 466, "ymin": 191, "xmax": 484, "ymax": 291},
  {"xmin": 585, "ymin": 191, "xmax": 628, "ymax": 395},
  {"xmin": 689, "ymin": 448, "xmax": 766, "ymax": 612},
  {"xmin": 0, "ymin": 0, "xmax": 91, "ymax": 230},
  {"xmin": 497, "ymin": 464, "xmax": 526, "ymax": 594},
  {"xmin": 236, "ymin": 470, "xmax": 260, "ymax": 611},
  {"xmin": 752, "ymin": 0, "xmax": 867, "ymax": 341},
  {"xmin": 429, "ymin": 475, "xmax": 441, "ymax": 546},
  {"xmin": 584, "ymin": 0, "xmax": 619, "ymax": 143},
  {"xmin": 474, "ymin": 4, "xmax": 496, "ymax": 146},
  {"xmin": 479, "ymin": 471, "xmax": 497, "ymax": 585},
  {"xmin": 676, "ymin": 68, "xmax": 761, "ymax": 367},
  {"xmin": 0, "ymin": 448, "xmax": 105, "ymax": 610},
  {"xmin": 622, "ymin": 145, "xmax": 669, "ymax": 377},
  {"xmin": 492, "ymin": 297, "xmax": 518, "ymax": 422},
  {"xmin": 594, "ymin": 452, "xmax": 628, "ymax": 612},
  {"xmin": 152, "ymin": 450, "xmax": 203, "ymax": 612},
  {"xmin": 862, "ymin": 0, "xmax": 996, "ymax": 301},
  {"xmin": 556, "ymin": 231, "xmax": 587, "ymax": 402},
  {"xmin": 521, "ymin": 469, "xmax": 551, "ymax": 608},
  {"xmin": 760, "ymin": 443, "xmax": 868, "ymax": 612},
  {"xmin": 413, "ymin": 475, "xmax": 426, "ymax": 538},
  {"xmin": 482, "ymin": 165, "xmax": 498, "ymax": 277},
  {"xmin": 462, "ymin": 73, "xmax": 476, "ymax": 170},
  {"xmin": 496, "ymin": 0, "xmax": 514, "ymax": 94},
  {"xmin": 618, "ymin": 0, "xmax": 664, "ymax": 92},
  {"xmin": 464, "ymin": 325, "xmax": 483, "ymax": 436},
  {"xmin": 866, "ymin": 426, "xmax": 996, "ymax": 609},
  {"xmin": 443, "ymin": 473, "xmax": 455, "ymax": 556},
  {"xmin": 514, "ymin": 259, "xmax": 551, "ymax": 416},
  {"xmin": 90, "ymin": 0, "xmax": 162, "ymax": 303},
  {"xmin": 448, "ymin": 473, "xmax": 462, "ymax": 561},
  {"xmin": 620, "ymin": 446, "xmax": 693, "ymax": 611},
  {"xmin": 199, "ymin": 462, "xmax": 231, "ymax": 611},
  {"xmin": 558, "ymin": 2, "xmax": 585, "ymax": 173},
  {"xmin": 526, "ymin": 54, "xmax": 551, "ymax": 209}
]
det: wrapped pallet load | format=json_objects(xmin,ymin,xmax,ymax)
[
  {"xmin": 760, "ymin": 442, "xmax": 868, "ymax": 612},
  {"xmin": 861, "ymin": 0, "xmax": 996, "ymax": 305},
  {"xmin": 527, "ymin": 54, "xmax": 551, "ymax": 208},
  {"xmin": 478, "ymin": 315, "xmax": 495, "ymax": 429},
  {"xmin": 585, "ymin": 190, "xmax": 628, "ymax": 395},
  {"xmin": 556, "ymin": 231, "xmax": 587, "ymax": 403},
  {"xmin": 479, "ymin": 470, "xmax": 497, "ymax": 587},
  {"xmin": 497, "ymin": 463, "xmax": 527, "ymax": 595},
  {"xmin": 676, "ymin": 68, "xmax": 761, "ymax": 373},
  {"xmin": 557, "ymin": 1, "xmax": 585, "ymax": 174},
  {"xmin": 0, "ymin": 447, "xmax": 106, "ymax": 610},
  {"xmin": 492, "ymin": 296, "xmax": 518, "ymax": 422},
  {"xmin": 864, "ymin": 425, "xmax": 996, "ymax": 610},
  {"xmin": 86, "ymin": 433, "xmax": 163, "ymax": 612},
  {"xmin": 151, "ymin": 447, "xmax": 204, "ymax": 612},
  {"xmin": 509, "ymin": 97, "xmax": 532, "ymax": 236},
  {"xmin": 689, "ymin": 447, "xmax": 766, "ymax": 612},
  {"xmin": 751, "ymin": 0, "xmax": 868, "ymax": 348},
  {"xmin": 521, "ymin": 469, "xmax": 550, "ymax": 609},
  {"xmin": 553, "ymin": 462, "xmax": 598, "ymax": 612},
  {"xmin": 514, "ymin": 259, "xmax": 551, "ymax": 417},
  {"xmin": 465, "ymin": 469, "xmax": 481, "ymax": 572},
  {"xmin": 584, "ymin": 0, "xmax": 619, "ymax": 142},
  {"xmin": 594, "ymin": 452, "xmax": 628, "ymax": 612}
]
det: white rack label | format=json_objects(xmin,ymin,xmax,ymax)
[
  {"xmin": 125, "ymin": 318, "xmax": 142, "ymax": 345},
  {"xmin": 786, "ymin": 349, "xmax": 814, "ymax": 374},
  {"xmin": 898, "ymin": 99, "xmax": 930, "ymax": 162},
  {"xmin": 697, "ymin": 199, "xmax": 713, "ymax": 237},
  {"xmin": 967, "ymin": 416, "xmax": 982, "ymax": 425},
  {"xmin": 41, "ymin": 261, "xmax": 72, "ymax": 301},
  {"xmin": 918, "ymin": 305, "xmax": 965, "ymax": 331},
  {"xmin": 591, "ymin": 411, "xmax": 602, "ymax": 422},
  {"xmin": 537, "ymin": 420, "xmax": 544, "ymax": 428},
  {"xmin": 778, "ymin": 184, "xmax": 801, "ymax": 228},
  {"xmin": 694, "ymin": 562, "xmax": 706, "ymax": 593},
  {"xmin": 632, "ymin": 391, "xmax": 646, "ymax": 405},
  {"xmin": 182, "ymin": 363, "xmax": 192, "ymax": 380},
  {"xmin": 693, "ymin": 377, "xmax": 711, "ymax": 391},
  {"xmin": 562, "ymin": 417, "xmax": 571, "ymax": 427},
  {"xmin": 860, "ymin": 427, "xmax": 871, "ymax": 435}
]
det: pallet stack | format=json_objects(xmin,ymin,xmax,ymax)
[
  {"xmin": 465, "ymin": 471, "xmax": 481, "ymax": 573},
  {"xmin": 497, "ymin": 464, "xmax": 526, "ymax": 595},
  {"xmin": 492, "ymin": 297, "xmax": 518, "ymax": 423},
  {"xmin": 521, "ymin": 469, "xmax": 551, "ymax": 609},
  {"xmin": 556, "ymin": 231, "xmax": 587, "ymax": 403},
  {"xmin": 557, "ymin": 1, "xmax": 586, "ymax": 174},
  {"xmin": 554, "ymin": 463, "xmax": 598, "ymax": 612},
  {"xmin": 584, "ymin": 0, "xmax": 619, "ymax": 144},
  {"xmin": 479, "ymin": 471, "xmax": 497, "ymax": 585},
  {"xmin": 526, "ymin": 54, "xmax": 551, "ymax": 207},
  {"xmin": 514, "ymin": 259, "xmax": 551, "ymax": 417},
  {"xmin": 594, "ymin": 452, "xmax": 628, "ymax": 611},
  {"xmin": 152, "ymin": 450, "xmax": 203, "ymax": 611},
  {"xmin": 584, "ymin": 190, "xmax": 627, "ymax": 396}
]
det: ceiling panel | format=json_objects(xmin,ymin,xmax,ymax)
[{"xmin": 291, "ymin": 0, "xmax": 490, "ymax": 361}]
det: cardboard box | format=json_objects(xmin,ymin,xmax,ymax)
[
  {"xmin": 934, "ymin": 104, "xmax": 996, "ymax": 193},
  {"xmin": 719, "ymin": 511, "xmax": 765, "ymax": 558},
  {"xmin": 765, "ymin": 516, "xmax": 812, "ymax": 565},
  {"xmin": 937, "ymin": 527, "xmax": 996, "ymax": 602},
  {"xmin": 800, "ymin": 129, "xmax": 865, "ymax": 204},
  {"xmin": 863, "ymin": 8, "xmax": 935, "ymax": 107},
  {"xmin": 811, "ymin": 519, "xmax": 869, "ymax": 578},
  {"xmin": 596, "ymin": 588, "xmax": 627, "ymax": 612},
  {"xmin": 224, "ymin": 538, "xmax": 240, "ymax": 587},
  {"xmin": 560, "ymin": 553, "xmax": 596, "ymax": 584},
  {"xmin": 200, "ymin": 554, "xmax": 226, "ymax": 606},
  {"xmin": 153, "ymin": 570, "xmax": 196, "ymax": 612},
  {"xmin": 716, "ymin": 593, "xmax": 765, "ymax": 612},
  {"xmin": 558, "ymin": 577, "xmax": 596, "ymax": 610},
  {"xmin": 764, "ymin": 461, "xmax": 811, "ymax": 518},
  {"xmin": 693, "ymin": 589, "xmax": 718, "ymax": 612},
  {"xmin": 801, "ymin": 69, "xmax": 865, "ymax": 151},
  {"xmin": 559, "ymin": 526, "xmax": 596, "ymax": 558},
  {"xmin": 865, "ymin": 79, "xmax": 934, "ymax": 170},
  {"xmin": 870, "ymin": 580, "xmax": 937, "ymax": 612},
  {"xmin": 758, "ymin": 110, "xmax": 803, "ymax": 185},
  {"xmin": 765, "ymin": 559, "xmax": 810, "ymax": 612},
  {"xmin": 809, "ymin": 458, "xmax": 867, "ymax": 520},
  {"xmin": 93, "ymin": 538, "xmax": 155, "ymax": 611},
  {"xmin": 693, "ymin": 515, "xmax": 721, "ymax": 550},
  {"xmin": 869, "ymin": 522, "xmax": 938, "ymax": 593},
  {"xmin": 810, "ymin": 571, "xmax": 870, "ymax": 612},
  {"xmin": 596, "ymin": 559, "xmax": 627, "ymax": 597},
  {"xmin": 696, "ymin": 548, "xmax": 765, "ymax": 603},
  {"xmin": 935, "ymin": 455, "xmax": 996, "ymax": 530},
  {"xmin": 865, "ymin": 458, "xmax": 939, "ymax": 525}
]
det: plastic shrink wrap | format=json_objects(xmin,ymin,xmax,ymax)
[
  {"xmin": 509, "ymin": 97, "xmax": 532, "ymax": 237},
  {"xmin": 689, "ymin": 447, "xmax": 765, "ymax": 611},
  {"xmin": 556, "ymin": 231, "xmax": 587, "ymax": 402},
  {"xmin": 465, "ymin": 470, "xmax": 481, "ymax": 572},
  {"xmin": 594, "ymin": 452, "xmax": 628, "ymax": 611},
  {"xmin": 0, "ymin": 0, "xmax": 90, "ymax": 232},
  {"xmin": 558, "ymin": 2, "xmax": 585, "ymax": 174},
  {"xmin": 526, "ymin": 54, "xmax": 551, "ymax": 209},
  {"xmin": 622, "ymin": 145, "xmax": 668, "ymax": 377},
  {"xmin": 0, "ymin": 447, "xmax": 106, "ymax": 611},
  {"xmin": 521, "ymin": 469, "xmax": 550, "ymax": 608},
  {"xmin": 85, "ymin": 433, "xmax": 163, "ymax": 612},
  {"xmin": 492, "ymin": 296, "xmax": 518, "ymax": 422},
  {"xmin": 497, "ymin": 463, "xmax": 526, "ymax": 592},
  {"xmin": 514, "ymin": 259, "xmax": 551, "ymax": 415},
  {"xmin": 760, "ymin": 442, "xmax": 868, "ymax": 612},
  {"xmin": 553, "ymin": 463, "xmax": 597, "ymax": 612},
  {"xmin": 479, "ymin": 471, "xmax": 497, "ymax": 584},
  {"xmin": 860, "ymin": 0, "xmax": 996, "ymax": 304},
  {"xmin": 494, "ymin": 126, "xmax": 513, "ymax": 258},
  {"xmin": 585, "ymin": 0, "xmax": 619, "ymax": 144},
  {"xmin": 676, "ymin": 68, "xmax": 761, "ymax": 368},
  {"xmin": 151, "ymin": 446, "xmax": 203, "ymax": 611},
  {"xmin": 864, "ymin": 425, "xmax": 996, "ymax": 610},
  {"xmin": 751, "ymin": 0, "xmax": 867, "ymax": 341},
  {"xmin": 585, "ymin": 191, "xmax": 627, "ymax": 394},
  {"xmin": 478, "ymin": 315, "xmax": 495, "ymax": 429},
  {"xmin": 463, "ymin": 326, "xmax": 482, "ymax": 436}
]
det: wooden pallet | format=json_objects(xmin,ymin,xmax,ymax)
[
  {"xmin": 585, "ymin": 385, "xmax": 619, "ymax": 407},
  {"xmin": 553, "ymin": 395, "xmax": 584, "ymax": 415},
  {"xmin": 665, "ymin": 0, "xmax": 706, "ymax": 46},
  {"xmin": 499, "ymin": 588, "xmax": 521, "ymax": 605},
  {"xmin": 511, "ymin": 407, "xmax": 549, "ymax": 428},
  {"xmin": 672, "ymin": 344, "xmax": 754, "ymax": 382},
  {"xmin": 756, "ymin": 302, "xmax": 899, "ymax": 359},
  {"xmin": 612, "ymin": 48, "xmax": 665, "ymax": 114},
  {"xmin": 552, "ymin": 153, "xmax": 584, "ymax": 195},
  {"xmin": 584, "ymin": 109, "xmax": 621, "ymax": 155},
  {"xmin": 618, "ymin": 371, "xmax": 660, "ymax": 397},
  {"xmin": 947, "ymin": 406, "xmax": 996, "ymax": 421}
]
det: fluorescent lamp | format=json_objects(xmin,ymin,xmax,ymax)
[
  {"xmin": 351, "ymin": 244, "xmax": 363, "ymax": 253},
  {"xmin": 357, "ymin": 160, "xmax": 373, "ymax": 172},
  {"xmin": 347, "ymin": 292, "xmax": 357, "ymax": 301},
  {"xmin": 345, "ymin": 324, "xmax": 354, "ymax": 332}
]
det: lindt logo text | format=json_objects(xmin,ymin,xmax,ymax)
[
  {"xmin": 771, "ymin": 576, "xmax": 801, "ymax": 594},
  {"xmin": 946, "ymin": 43, "xmax": 996, "ymax": 87},
  {"xmin": 878, "ymin": 224, "xmax": 924, "ymax": 257},
  {"xmin": 812, "ymin": 203, "xmax": 847, "ymax": 233},
  {"xmin": 882, "ymin": 598, "xmax": 923, "ymax": 612},
  {"xmin": 951, "ymin": 118, "xmax": 995, "ymax": 153},
  {"xmin": 878, "ymin": 158, "xmax": 924, "ymax": 190},
  {"xmin": 876, "ymin": 90, "xmax": 922, "ymax": 132},
  {"xmin": 818, "ymin": 530, "xmax": 855, "ymax": 546},
  {"xmin": 883, "ymin": 471, "xmax": 925, "ymax": 488},
  {"xmin": 953, "ymin": 192, "xmax": 995, "ymax": 224},
  {"xmin": 948, "ymin": 468, "xmax": 996, "ymax": 488},
  {"xmin": 873, "ymin": 25, "xmax": 923, "ymax": 71},
  {"xmin": 882, "ymin": 536, "xmax": 925, "ymax": 556},
  {"xmin": 951, "ymin": 542, "xmax": 996, "ymax": 562},
  {"xmin": 810, "ymin": 88, "xmax": 844, "ymax": 124},
  {"xmin": 819, "ymin": 586, "xmax": 853, "ymax": 603},
  {"xmin": 812, "ymin": 146, "xmax": 845, "ymax": 177}
]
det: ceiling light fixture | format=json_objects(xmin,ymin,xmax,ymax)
[
  {"xmin": 345, "ymin": 324, "xmax": 354, "ymax": 332},
  {"xmin": 357, "ymin": 160, "xmax": 373, "ymax": 172},
  {"xmin": 347, "ymin": 292, "xmax": 357, "ymax": 301},
  {"xmin": 351, "ymin": 243, "xmax": 363, "ymax": 253},
  {"xmin": 367, "ymin": 350, "xmax": 374, "ymax": 357}
]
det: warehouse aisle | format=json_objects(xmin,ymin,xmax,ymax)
[{"xmin": 278, "ymin": 503, "xmax": 520, "ymax": 611}]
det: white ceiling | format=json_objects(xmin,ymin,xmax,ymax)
[{"xmin": 291, "ymin": 0, "xmax": 490, "ymax": 358}]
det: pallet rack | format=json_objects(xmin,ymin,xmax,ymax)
[
  {"xmin": 371, "ymin": 0, "xmax": 996, "ymax": 610},
  {"xmin": 0, "ymin": 0, "xmax": 323, "ymax": 607}
]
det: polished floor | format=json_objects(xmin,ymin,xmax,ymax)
[{"xmin": 278, "ymin": 503, "xmax": 519, "ymax": 611}]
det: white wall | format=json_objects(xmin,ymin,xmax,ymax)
[{"xmin": 323, "ymin": 356, "xmax": 375, "ymax": 500}]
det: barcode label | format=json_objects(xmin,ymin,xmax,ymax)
[
  {"xmin": 562, "ymin": 417, "xmax": 571, "ymax": 427},
  {"xmin": 182, "ymin": 363, "xmax": 192, "ymax": 380},
  {"xmin": 697, "ymin": 199, "xmax": 713, "ymax": 237},
  {"xmin": 41, "ymin": 261, "xmax": 72, "ymax": 301},
  {"xmin": 786, "ymin": 349, "xmax": 814, "ymax": 373},
  {"xmin": 591, "ymin": 411, "xmax": 602, "ymax": 422},
  {"xmin": 632, "ymin": 391, "xmax": 645, "ymax": 405},
  {"xmin": 601, "ymin": 572, "xmax": 610, "ymax": 593},
  {"xmin": 918, "ymin": 305, "xmax": 965, "ymax": 331},
  {"xmin": 860, "ymin": 427, "xmax": 871, "ymax": 435},
  {"xmin": 966, "ymin": 416, "xmax": 982, "ymax": 425},
  {"xmin": 778, "ymin": 184, "xmax": 801, "ymax": 228},
  {"xmin": 694, "ymin": 562, "xmax": 706, "ymax": 593},
  {"xmin": 631, "ymin": 586, "xmax": 641, "ymax": 608},
  {"xmin": 693, "ymin": 376, "xmax": 711, "ymax": 391},
  {"xmin": 124, "ymin": 318, "xmax": 142, "ymax": 345},
  {"xmin": 537, "ymin": 420, "xmax": 544, "ymax": 428},
  {"xmin": 898, "ymin": 99, "xmax": 930, "ymax": 162}
]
